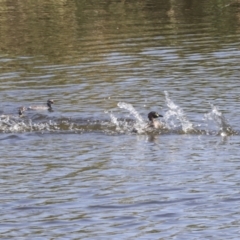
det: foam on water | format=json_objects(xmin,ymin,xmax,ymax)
[{"xmin": 0, "ymin": 115, "xmax": 59, "ymax": 133}]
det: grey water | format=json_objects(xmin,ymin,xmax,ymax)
[{"xmin": 1, "ymin": 0, "xmax": 240, "ymax": 239}]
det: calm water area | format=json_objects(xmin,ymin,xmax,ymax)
[{"xmin": 1, "ymin": 0, "xmax": 240, "ymax": 239}]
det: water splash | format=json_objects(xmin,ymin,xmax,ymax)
[
  {"xmin": 117, "ymin": 102, "xmax": 148, "ymax": 133},
  {"xmin": 0, "ymin": 100, "xmax": 236, "ymax": 136},
  {"xmin": 117, "ymin": 102, "xmax": 144, "ymax": 123},
  {"xmin": 109, "ymin": 113, "xmax": 119, "ymax": 127},
  {"xmin": 204, "ymin": 104, "xmax": 234, "ymax": 136},
  {"xmin": 109, "ymin": 112, "xmax": 123, "ymax": 132},
  {"xmin": 0, "ymin": 115, "xmax": 60, "ymax": 133},
  {"xmin": 164, "ymin": 91, "xmax": 194, "ymax": 132}
]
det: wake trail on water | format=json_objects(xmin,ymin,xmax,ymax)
[{"xmin": 0, "ymin": 92, "xmax": 237, "ymax": 136}]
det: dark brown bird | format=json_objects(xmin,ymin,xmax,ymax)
[
  {"xmin": 148, "ymin": 111, "xmax": 164, "ymax": 129},
  {"xmin": 18, "ymin": 106, "xmax": 26, "ymax": 117}
]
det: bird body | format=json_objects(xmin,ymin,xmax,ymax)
[
  {"xmin": 0, "ymin": 106, "xmax": 26, "ymax": 119},
  {"xmin": 18, "ymin": 106, "xmax": 26, "ymax": 116},
  {"xmin": 27, "ymin": 99, "xmax": 54, "ymax": 111},
  {"xmin": 147, "ymin": 111, "xmax": 164, "ymax": 129}
]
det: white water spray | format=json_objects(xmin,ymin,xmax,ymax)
[
  {"xmin": 164, "ymin": 91, "xmax": 194, "ymax": 132},
  {"xmin": 204, "ymin": 104, "xmax": 233, "ymax": 135},
  {"xmin": 117, "ymin": 102, "xmax": 144, "ymax": 123}
]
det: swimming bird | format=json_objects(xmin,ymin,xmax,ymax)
[
  {"xmin": 27, "ymin": 99, "xmax": 54, "ymax": 111},
  {"xmin": 18, "ymin": 106, "xmax": 26, "ymax": 117},
  {"xmin": 148, "ymin": 111, "xmax": 164, "ymax": 129},
  {"xmin": 0, "ymin": 107, "xmax": 26, "ymax": 119}
]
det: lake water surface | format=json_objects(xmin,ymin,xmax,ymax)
[{"xmin": 1, "ymin": 0, "xmax": 240, "ymax": 239}]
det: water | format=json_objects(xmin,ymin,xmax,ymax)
[{"xmin": 1, "ymin": 0, "xmax": 240, "ymax": 239}]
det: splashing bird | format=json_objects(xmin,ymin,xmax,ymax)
[{"xmin": 148, "ymin": 111, "xmax": 164, "ymax": 129}]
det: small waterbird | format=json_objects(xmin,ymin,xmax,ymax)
[
  {"xmin": 18, "ymin": 106, "xmax": 26, "ymax": 117},
  {"xmin": 27, "ymin": 99, "xmax": 54, "ymax": 111},
  {"xmin": 148, "ymin": 111, "xmax": 164, "ymax": 129},
  {"xmin": 0, "ymin": 106, "xmax": 26, "ymax": 119}
]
